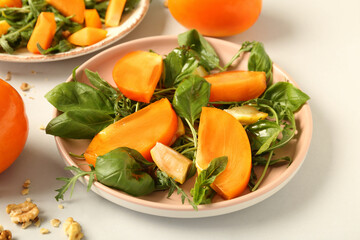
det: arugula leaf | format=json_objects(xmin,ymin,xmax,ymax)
[
  {"xmin": 95, "ymin": 148, "xmax": 155, "ymax": 197},
  {"xmin": 45, "ymin": 81, "xmax": 115, "ymax": 114},
  {"xmin": 55, "ymin": 165, "xmax": 95, "ymax": 201},
  {"xmin": 191, "ymin": 156, "xmax": 228, "ymax": 205},
  {"xmin": 46, "ymin": 109, "xmax": 114, "ymax": 139},
  {"xmin": 155, "ymin": 170, "xmax": 197, "ymax": 210},
  {"xmin": 172, "ymin": 75, "xmax": 210, "ymax": 125},
  {"xmin": 177, "ymin": 29, "xmax": 219, "ymax": 71}
]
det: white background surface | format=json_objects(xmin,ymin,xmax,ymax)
[{"xmin": 1, "ymin": 0, "xmax": 360, "ymax": 239}]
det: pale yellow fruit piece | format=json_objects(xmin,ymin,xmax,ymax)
[
  {"xmin": 224, "ymin": 105, "xmax": 268, "ymax": 125},
  {"xmin": 150, "ymin": 142, "xmax": 192, "ymax": 184}
]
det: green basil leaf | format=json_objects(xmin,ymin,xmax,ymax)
[
  {"xmin": 246, "ymin": 120, "xmax": 282, "ymax": 155},
  {"xmin": 172, "ymin": 75, "xmax": 210, "ymax": 125},
  {"xmin": 177, "ymin": 29, "xmax": 219, "ymax": 71},
  {"xmin": 248, "ymin": 41, "xmax": 273, "ymax": 84},
  {"xmin": 163, "ymin": 48, "xmax": 200, "ymax": 87},
  {"xmin": 45, "ymin": 81, "xmax": 115, "ymax": 114},
  {"xmin": 191, "ymin": 156, "xmax": 228, "ymax": 205},
  {"xmin": 95, "ymin": 148, "xmax": 155, "ymax": 197},
  {"xmin": 45, "ymin": 109, "xmax": 114, "ymax": 139},
  {"xmin": 262, "ymin": 82, "xmax": 310, "ymax": 113},
  {"xmin": 84, "ymin": 69, "xmax": 119, "ymax": 102}
]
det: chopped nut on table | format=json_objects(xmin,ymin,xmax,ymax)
[
  {"xmin": 23, "ymin": 179, "xmax": 31, "ymax": 188},
  {"xmin": 50, "ymin": 219, "xmax": 61, "ymax": 228},
  {"xmin": 63, "ymin": 217, "xmax": 84, "ymax": 240},
  {"xmin": 39, "ymin": 228, "xmax": 50, "ymax": 234},
  {"xmin": 5, "ymin": 71, "xmax": 11, "ymax": 81},
  {"xmin": 20, "ymin": 82, "xmax": 31, "ymax": 91},
  {"xmin": 6, "ymin": 201, "xmax": 39, "ymax": 228}
]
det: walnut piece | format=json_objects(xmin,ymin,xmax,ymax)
[
  {"xmin": 0, "ymin": 227, "xmax": 12, "ymax": 240},
  {"xmin": 23, "ymin": 179, "xmax": 31, "ymax": 188},
  {"xmin": 50, "ymin": 219, "xmax": 61, "ymax": 228},
  {"xmin": 20, "ymin": 82, "xmax": 31, "ymax": 91},
  {"xmin": 63, "ymin": 217, "xmax": 84, "ymax": 240},
  {"xmin": 6, "ymin": 201, "xmax": 39, "ymax": 224},
  {"xmin": 5, "ymin": 71, "xmax": 11, "ymax": 81},
  {"xmin": 21, "ymin": 188, "xmax": 29, "ymax": 196},
  {"xmin": 39, "ymin": 228, "xmax": 50, "ymax": 234}
]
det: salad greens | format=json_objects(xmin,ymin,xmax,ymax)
[
  {"xmin": 47, "ymin": 29, "xmax": 310, "ymax": 210},
  {"xmin": 0, "ymin": 0, "xmax": 140, "ymax": 54}
]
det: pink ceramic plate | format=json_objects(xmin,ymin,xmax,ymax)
[
  {"xmin": 0, "ymin": 0, "xmax": 150, "ymax": 62},
  {"xmin": 54, "ymin": 36, "xmax": 313, "ymax": 218}
]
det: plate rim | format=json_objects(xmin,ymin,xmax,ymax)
[
  {"xmin": 0, "ymin": 0, "xmax": 150, "ymax": 63},
  {"xmin": 54, "ymin": 35, "xmax": 313, "ymax": 218}
]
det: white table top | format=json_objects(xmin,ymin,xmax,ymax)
[{"xmin": 1, "ymin": 0, "xmax": 360, "ymax": 239}]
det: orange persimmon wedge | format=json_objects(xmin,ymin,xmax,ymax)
[
  {"xmin": 0, "ymin": 20, "xmax": 11, "ymax": 36},
  {"xmin": 84, "ymin": 98, "xmax": 178, "ymax": 166},
  {"xmin": 204, "ymin": 70, "xmax": 267, "ymax": 102},
  {"xmin": 196, "ymin": 107, "xmax": 252, "ymax": 200},
  {"xmin": 67, "ymin": 27, "xmax": 107, "ymax": 46},
  {"xmin": 85, "ymin": 9, "xmax": 102, "ymax": 28},
  {"xmin": 105, "ymin": 0, "xmax": 126, "ymax": 27},
  {"xmin": 0, "ymin": 0, "xmax": 22, "ymax": 7},
  {"xmin": 112, "ymin": 50, "xmax": 164, "ymax": 103},
  {"xmin": 46, "ymin": 0, "xmax": 85, "ymax": 24},
  {"xmin": 27, "ymin": 12, "xmax": 56, "ymax": 54}
]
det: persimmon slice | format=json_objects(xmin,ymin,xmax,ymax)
[
  {"xmin": 27, "ymin": 12, "xmax": 56, "ymax": 54},
  {"xmin": 205, "ymin": 70, "xmax": 266, "ymax": 102},
  {"xmin": 105, "ymin": 0, "xmax": 126, "ymax": 27},
  {"xmin": 196, "ymin": 107, "xmax": 252, "ymax": 199},
  {"xmin": 84, "ymin": 98, "xmax": 178, "ymax": 166},
  {"xmin": 112, "ymin": 50, "xmax": 164, "ymax": 103},
  {"xmin": 67, "ymin": 27, "xmax": 107, "ymax": 47},
  {"xmin": 46, "ymin": 0, "xmax": 85, "ymax": 24}
]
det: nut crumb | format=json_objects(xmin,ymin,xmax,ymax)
[
  {"xmin": 163, "ymin": 0, "xmax": 168, "ymax": 7},
  {"xmin": 29, "ymin": 96, "xmax": 35, "ymax": 100},
  {"xmin": 31, "ymin": 70, "xmax": 37, "ymax": 74},
  {"xmin": 5, "ymin": 71, "xmax": 11, "ymax": 81},
  {"xmin": 33, "ymin": 217, "xmax": 41, "ymax": 228},
  {"xmin": 40, "ymin": 228, "xmax": 50, "ymax": 234},
  {"xmin": 23, "ymin": 179, "xmax": 31, "ymax": 188},
  {"xmin": 0, "ymin": 227, "xmax": 12, "ymax": 240},
  {"xmin": 63, "ymin": 217, "xmax": 84, "ymax": 240},
  {"xmin": 58, "ymin": 204, "xmax": 64, "ymax": 209},
  {"xmin": 50, "ymin": 219, "xmax": 61, "ymax": 228},
  {"xmin": 26, "ymin": 198, "xmax": 32, "ymax": 202},
  {"xmin": 21, "ymin": 221, "xmax": 32, "ymax": 229},
  {"xmin": 6, "ymin": 201, "xmax": 39, "ymax": 224},
  {"xmin": 39, "ymin": 125, "xmax": 46, "ymax": 130},
  {"xmin": 20, "ymin": 82, "xmax": 31, "ymax": 91},
  {"xmin": 21, "ymin": 188, "xmax": 29, "ymax": 196}
]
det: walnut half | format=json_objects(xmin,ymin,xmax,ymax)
[
  {"xmin": 6, "ymin": 201, "xmax": 39, "ymax": 225},
  {"xmin": 0, "ymin": 229, "xmax": 12, "ymax": 240},
  {"xmin": 63, "ymin": 217, "xmax": 84, "ymax": 240}
]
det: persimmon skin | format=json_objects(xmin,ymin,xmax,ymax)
[
  {"xmin": 205, "ymin": 70, "xmax": 267, "ymax": 102},
  {"xmin": 196, "ymin": 107, "xmax": 252, "ymax": 199},
  {"xmin": 84, "ymin": 98, "xmax": 178, "ymax": 166},
  {"xmin": 168, "ymin": 0, "xmax": 262, "ymax": 37},
  {"xmin": 0, "ymin": 79, "xmax": 28, "ymax": 174}
]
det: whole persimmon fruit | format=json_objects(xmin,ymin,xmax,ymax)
[
  {"xmin": 168, "ymin": 0, "xmax": 262, "ymax": 37},
  {"xmin": 0, "ymin": 79, "xmax": 28, "ymax": 174}
]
